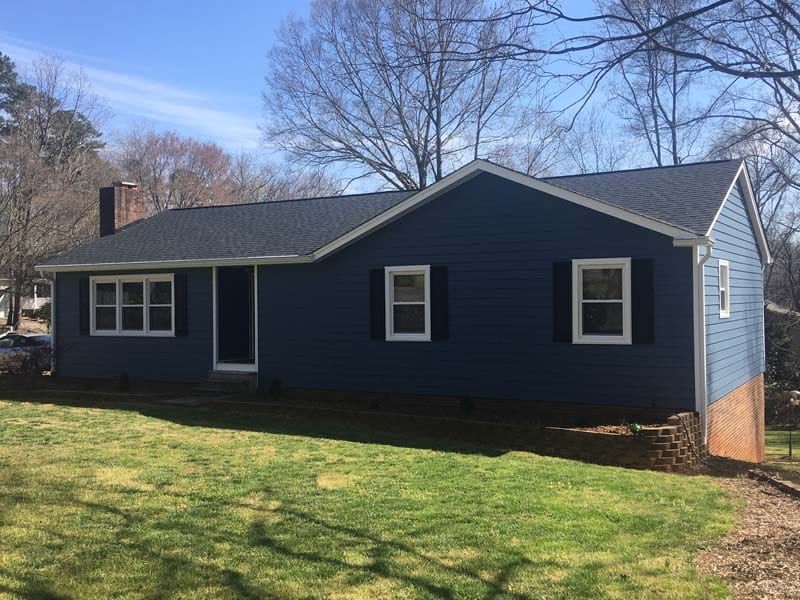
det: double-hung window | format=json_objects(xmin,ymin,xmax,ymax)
[
  {"xmin": 91, "ymin": 274, "xmax": 175, "ymax": 336},
  {"xmin": 385, "ymin": 265, "xmax": 430, "ymax": 341},
  {"xmin": 121, "ymin": 281, "xmax": 145, "ymax": 331},
  {"xmin": 718, "ymin": 259, "xmax": 731, "ymax": 318},
  {"xmin": 94, "ymin": 281, "xmax": 118, "ymax": 332},
  {"xmin": 572, "ymin": 258, "xmax": 632, "ymax": 344}
]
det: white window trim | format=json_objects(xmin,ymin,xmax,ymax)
[
  {"xmin": 572, "ymin": 257, "xmax": 632, "ymax": 345},
  {"xmin": 90, "ymin": 274, "xmax": 175, "ymax": 337},
  {"xmin": 385, "ymin": 265, "xmax": 431, "ymax": 342},
  {"xmin": 718, "ymin": 259, "xmax": 731, "ymax": 319}
]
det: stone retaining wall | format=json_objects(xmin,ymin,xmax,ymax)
[{"xmin": 534, "ymin": 412, "xmax": 705, "ymax": 471}]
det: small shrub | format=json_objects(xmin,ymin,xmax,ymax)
[
  {"xmin": 32, "ymin": 302, "xmax": 51, "ymax": 324},
  {"xmin": 628, "ymin": 422, "xmax": 643, "ymax": 435},
  {"xmin": 0, "ymin": 352, "xmax": 44, "ymax": 388},
  {"xmin": 0, "ymin": 352, "xmax": 33, "ymax": 377}
]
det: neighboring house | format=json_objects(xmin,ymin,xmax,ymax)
[
  {"xmin": 37, "ymin": 159, "xmax": 770, "ymax": 462},
  {"xmin": 0, "ymin": 279, "xmax": 52, "ymax": 321}
]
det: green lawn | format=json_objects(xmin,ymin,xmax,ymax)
[
  {"xmin": 0, "ymin": 397, "xmax": 735, "ymax": 599},
  {"xmin": 765, "ymin": 428, "xmax": 800, "ymax": 484}
]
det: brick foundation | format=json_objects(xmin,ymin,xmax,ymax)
[
  {"xmin": 283, "ymin": 387, "xmax": 682, "ymax": 427},
  {"xmin": 707, "ymin": 374, "xmax": 765, "ymax": 463}
]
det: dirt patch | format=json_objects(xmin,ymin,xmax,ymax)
[
  {"xmin": 697, "ymin": 477, "xmax": 800, "ymax": 599},
  {"xmin": 94, "ymin": 466, "xmax": 156, "ymax": 492}
]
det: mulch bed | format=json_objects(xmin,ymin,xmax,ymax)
[
  {"xmin": 569, "ymin": 423, "xmax": 661, "ymax": 435},
  {"xmin": 697, "ymin": 476, "xmax": 800, "ymax": 599}
]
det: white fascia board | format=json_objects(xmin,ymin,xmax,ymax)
[
  {"xmin": 673, "ymin": 236, "xmax": 715, "ymax": 248},
  {"xmin": 36, "ymin": 254, "xmax": 312, "ymax": 273},
  {"xmin": 312, "ymin": 159, "xmax": 695, "ymax": 261},
  {"xmin": 705, "ymin": 161, "xmax": 772, "ymax": 265}
]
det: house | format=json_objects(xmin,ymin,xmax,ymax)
[
  {"xmin": 37, "ymin": 159, "xmax": 770, "ymax": 462},
  {"xmin": 0, "ymin": 278, "xmax": 52, "ymax": 322}
]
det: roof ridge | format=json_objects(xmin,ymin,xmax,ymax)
[
  {"xmin": 542, "ymin": 158, "xmax": 741, "ymax": 181},
  {"xmin": 169, "ymin": 189, "xmax": 414, "ymax": 212}
]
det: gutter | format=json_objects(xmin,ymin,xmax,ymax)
[
  {"xmin": 691, "ymin": 239, "xmax": 714, "ymax": 444},
  {"xmin": 35, "ymin": 254, "xmax": 313, "ymax": 273}
]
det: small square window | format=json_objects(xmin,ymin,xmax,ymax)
[
  {"xmin": 385, "ymin": 266, "xmax": 430, "ymax": 341},
  {"xmin": 95, "ymin": 282, "xmax": 117, "ymax": 306},
  {"xmin": 95, "ymin": 306, "xmax": 117, "ymax": 331}
]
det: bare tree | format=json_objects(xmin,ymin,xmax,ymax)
[
  {"xmin": 559, "ymin": 107, "xmax": 631, "ymax": 174},
  {"xmin": 263, "ymin": 0, "xmax": 533, "ymax": 190},
  {"xmin": 710, "ymin": 124, "xmax": 800, "ymax": 305},
  {"xmin": 487, "ymin": 103, "xmax": 564, "ymax": 176},
  {"xmin": 0, "ymin": 55, "xmax": 110, "ymax": 327},
  {"xmin": 114, "ymin": 130, "xmax": 343, "ymax": 212},
  {"xmin": 595, "ymin": 0, "xmax": 730, "ymax": 166},
  {"xmin": 228, "ymin": 152, "xmax": 342, "ymax": 203},
  {"xmin": 114, "ymin": 129, "xmax": 232, "ymax": 211}
]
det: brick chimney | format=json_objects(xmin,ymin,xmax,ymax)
[{"xmin": 99, "ymin": 182, "xmax": 149, "ymax": 237}]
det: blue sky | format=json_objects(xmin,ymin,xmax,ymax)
[{"xmin": 1, "ymin": 0, "xmax": 311, "ymax": 152}]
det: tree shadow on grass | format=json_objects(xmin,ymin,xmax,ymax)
[
  {"xmin": 4, "ymin": 392, "xmax": 512, "ymax": 458},
  {"xmin": 0, "ymin": 473, "xmax": 560, "ymax": 600}
]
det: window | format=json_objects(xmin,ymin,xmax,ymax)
[
  {"xmin": 719, "ymin": 259, "xmax": 731, "ymax": 318},
  {"xmin": 91, "ymin": 275, "xmax": 174, "ymax": 336},
  {"xmin": 94, "ymin": 281, "xmax": 117, "ymax": 332},
  {"xmin": 121, "ymin": 281, "xmax": 144, "ymax": 331},
  {"xmin": 572, "ymin": 258, "xmax": 632, "ymax": 344},
  {"xmin": 385, "ymin": 265, "xmax": 430, "ymax": 341}
]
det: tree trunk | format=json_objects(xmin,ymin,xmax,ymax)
[
  {"xmin": 6, "ymin": 290, "xmax": 16, "ymax": 328},
  {"xmin": 11, "ymin": 288, "xmax": 21, "ymax": 328}
]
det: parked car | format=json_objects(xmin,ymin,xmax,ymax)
[{"xmin": 0, "ymin": 333, "xmax": 52, "ymax": 373}]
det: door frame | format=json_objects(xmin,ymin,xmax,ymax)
[{"xmin": 212, "ymin": 265, "xmax": 258, "ymax": 373}]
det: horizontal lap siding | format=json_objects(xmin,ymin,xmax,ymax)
[
  {"xmin": 259, "ymin": 173, "xmax": 695, "ymax": 410},
  {"xmin": 55, "ymin": 268, "xmax": 213, "ymax": 380},
  {"xmin": 705, "ymin": 183, "xmax": 765, "ymax": 404}
]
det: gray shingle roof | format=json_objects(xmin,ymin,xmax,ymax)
[
  {"xmin": 542, "ymin": 159, "xmax": 742, "ymax": 235},
  {"xmin": 41, "ymin": 159, "xmax": 743, "ymax": 268},
  {"xmin": 44, "ymin": 191, "xmax": 414, "ymax": 266}
]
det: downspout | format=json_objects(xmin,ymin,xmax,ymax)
[{"xmin": 693, "ymin": 242, "xmax": 713, "ymax": 444}]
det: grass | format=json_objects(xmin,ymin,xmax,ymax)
[
  {"xmin": 765, "ymin": 428, "xmax": 800, "ymax": 485},
  {"xmin": 0, "ymin": 396, "xmax": 736, "ymax": 599}
]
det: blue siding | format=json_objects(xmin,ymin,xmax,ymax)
[
  {"xmin": 705, "ymin": 183, "xmax": 765, "ymax": 404},
  {"xmin": 55, "ymin": 268, "xmax": 213, "ymax": 380},
  {"xmin": 258, "ymin": 173, "xmax": 695, "ymax": 410}
]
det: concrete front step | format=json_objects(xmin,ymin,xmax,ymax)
[{"xmin": 192, "ymin": 370, "xmax": 257, "ymax": 396}]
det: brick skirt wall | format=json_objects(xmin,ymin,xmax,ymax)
[
  {"xmin": 283, "ymin": 388, "xmax": 682, "ymax": 427},
  {"xmin": 707, "ymin": 374, "xmax": 765, "ymax": 463}
]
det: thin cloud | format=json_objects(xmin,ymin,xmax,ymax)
[{"xmin": 0, "ymin": 35, "xmax": 262, "ymax": 150}]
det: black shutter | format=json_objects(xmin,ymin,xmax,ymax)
[
  {"xmin": 431, "ymin": 266, "xmax": 449, "ymax": 341},
  {"xmin": 174, "ymin": 273, "xmax": 188, "ymax": 336},
  {"xmin": 369, "ymin": 269, "xmax": 385, "ymax": 340},
  {"xmin": 632, "ymin": 259, "xmax": 655, "ymax": 344},
  {"xmin": 79, "ymin": 276, "xmax": 90, "ymax": 335},
  {"xmin": 552, "ymin": 261, "xmax": 572, "ymax": 342}
]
